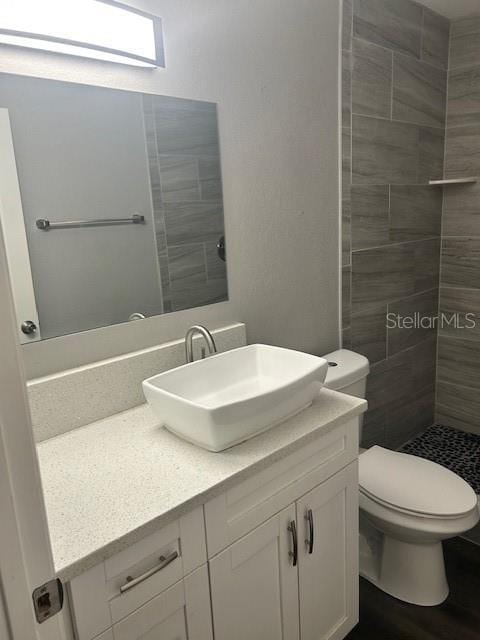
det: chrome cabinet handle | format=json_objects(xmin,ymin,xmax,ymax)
[
  {"xmin": 288, "ymin": 521, "xmax": 298, "ymax": 567},
  {"xmin": 305, "ymin": 509, "xmax": 314, "ymax": 554},
  {"xmin": 120, "ymin": 551, "xmax": 179, "ymax": 594}
]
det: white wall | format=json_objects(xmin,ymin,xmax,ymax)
[{"xmin": 0, "ymin": 0, "xmax": 341, "ymax": 377}]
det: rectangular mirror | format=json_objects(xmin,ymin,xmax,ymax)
[{"xmin": 0, "ymin": 74, "xmax": 228, "ymax": 343}]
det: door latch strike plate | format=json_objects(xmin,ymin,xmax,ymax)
[{"xmin": 32, "ymin": 578, "xmax": 63, "ymax": 624}]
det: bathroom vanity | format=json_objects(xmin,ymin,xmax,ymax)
[{"xmin": 36, "ymin": 389, "xmax": 366, "ymax": 640}]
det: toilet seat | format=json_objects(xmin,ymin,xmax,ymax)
[
  {"xmin": 359, "ymin": 486, "xmax": 475, "ymax": 520},
  {"xmin": 359, "ymin": 446, "xmax": 477, "ymax": 518}
]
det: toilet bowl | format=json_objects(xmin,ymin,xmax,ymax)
[
  {"xmin": 323, "ymin": 349, "xmax": 480, "ymax": 606},
  {"xmin": 358, "ymin": 445, "xmax": 479, "ymax": 605}
]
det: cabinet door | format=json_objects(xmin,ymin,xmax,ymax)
[
  {"xmin": 112, "ymin": 565, "xmax": 212, "ymax": 640},
  {"xmin": 297, "ymin": 462, "xmax": 358, "ymax": 640},
  {"xmin": 209, "ymin": 504, "xmax": 299, "ymax": 640}
]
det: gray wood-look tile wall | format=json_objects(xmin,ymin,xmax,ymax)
[
  {"xmin": 143, "ymin": 95, "xmax": 227, "ymax": 313},
  {"xmin": 342, "ymin": 0, "xmax": 449, "ymax": 448},
  {"xmin": 438, "ymin": 17, "xmax": 480, "ymax": 436}
]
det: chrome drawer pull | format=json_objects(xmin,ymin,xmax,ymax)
[
  {"xmin": 120, "ymin": 551, "xmax": 179, "ymax": 594},
  {"xmin": 288, "ymin": 520, "xmax": 298, "ymax": 567},
  {"xmin": 305, "ymin": 509, "xmax": 314, "ymax": 554}
]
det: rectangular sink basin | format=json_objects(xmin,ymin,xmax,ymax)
[{"xmin": 142, "ymin": 344, "xmax": 328, "ymax": 452}]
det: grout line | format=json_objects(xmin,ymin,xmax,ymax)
[
  {"xmin": 419, "ymin": 7, "xmax": 425, "ymax": 63},
  {"xmin": 385, "ymin": 180, "xmax": 392, "ymax": 362},
  {"xmin": 352, "ymin": 111, "xmax": 445, "ymax": 130},
  {"xmin": 352, "ymin": 290, "xmax": 439, "ymax": 323},
  {"xmin": 448, "ymin": 61, "xmax": 480, "ymax": 72},
  {"xmin": 351, "ymin": 34, "xmax": 449, "ymax": 73},
  {"xmin": 339, "ymin": 0, "xmax": 348, "ymax": 349},
  {"xmin": 390, "ymin": 51, "xmax": 394, "ymax": 121},
  {"xmin": 165, "ymin": 244, "xmax": 172, "ymax": 288},
  {"xmin": 168, "ymin": 241, "xmax": 205, "ymax": 249},
  {"xmin": 345, "ymin": 9, "xmax": 354, "ymax": 346},
  {"xmin": 444, "ymin": 123, "xmax": 480, "ymax": 133},
  {"xmin": 437, "ymin": 330, "xmax": 480, "ymax": 344},
  {"xmin": 352, "ymin": 236, "xmax": 440, "ymax": 253},
  {"xmin": 203, "ymin": 242, "xmax": 210, "ymax": 283},
  {"xmin": 350, "ymin": 0, "xmax": 354, "ymax": 43},
  {"xmin": 372, "ymin": 334, "xmax": 438, "ymax": 375},
  {"xmin": 385, "ymin": 302, "xmax": 389, "ymax": 360},
  {"xmin": 440, "ymin": 285, "xmax": 480, "ymax": 292},
  {"xmin": 352, "ymin": 287, "xmax": 439, "ymax": 318},
  {"xmin": 436, "ymin": 379, "xmax": 480, "ymax": 391},
  {"xmin": 348, "ymin": 263, "xmax": 352, "ymax": 331},
  {"xmin": 387, "ymin": 183, "xmax": 391, "ymax": 238},
  {"xmin": 351, "ymin": 182, "xmax": 444, "ymax": 187},
  {"xmin": 442, "ymin": 236, "xmax": 480, "ymax": 242}
]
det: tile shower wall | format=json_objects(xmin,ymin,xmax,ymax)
[
  {"xmin": 437, "ymin": 17, "xmax": 480, "ymax": 436},
  {"xmin": 342, "ymin": 0, "xmax": 449, "ymax": 448},
  {"xmin": 143, "ymin": 95, "xmax": 228, "ymax": 313}
]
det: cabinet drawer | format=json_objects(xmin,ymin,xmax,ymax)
[
  {"xmin": 69, "ymin": 507, "xmax": 206, "ymax": 640},
  {"xmin": 205, "ymin": 419, "xmax": 358, "ymax": 557},
  {"xmin": 112, "ymin": 565, "xmax": 212, "ymax": 640}
]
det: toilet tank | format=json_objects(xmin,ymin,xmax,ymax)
[{"xmin": 322, "ymin": 349, "xmax": 370, "ymax": 439}]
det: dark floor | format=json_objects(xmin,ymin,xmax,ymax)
[
  {"xmin": 347, "ymin": 538, "xmax": 480, "ymax": 640},
  {"xmin": 464, "ymin": 522, "xmax": 480, "ymax": 546}
]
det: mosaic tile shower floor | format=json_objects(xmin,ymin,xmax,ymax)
[{"xmin": 401, "ymin": 424, "xmax": 480, "ymax": 494}]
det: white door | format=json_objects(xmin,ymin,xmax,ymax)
[
  {"xmin": 0, "ymin": 109, "xmax": 41, "ymax": 343},
  {"xmin": 0, "ymin": 213, "xmax": 66, "ymax": 639},
  {"xmin": 209, "ymin": 504, "xmax": 300, "ymax": 640},
  {"xmin": 112, "ymin": 566, "xmax": 213, "ymax": 640},
  {"xmin": 297, "ymin": 463, "xmax": 358, "ymax": 640}
]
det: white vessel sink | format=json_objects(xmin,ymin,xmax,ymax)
[{"xmin": 142, "ymin": 344, "xmax": 328, "ymax": 452}]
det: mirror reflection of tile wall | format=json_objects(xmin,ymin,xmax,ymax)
[
  {"xmin": 143, "ymin": 95, "xmax": 227, "ymax": 313},
  {"xmin": 0, "ymin": 75, "xmax": 228, "ymax": 340}
]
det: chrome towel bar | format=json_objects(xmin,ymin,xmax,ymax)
[{"xmin": 36, "ymin": 214, "xmax": 145, "ymax": 230}]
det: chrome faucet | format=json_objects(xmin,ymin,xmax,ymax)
[{"xmin": 185, "ymin": 325, "xmax": 217, "ymax": 363}]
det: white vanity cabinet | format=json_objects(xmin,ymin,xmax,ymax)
[
  {"xmin": 205, "ymin": 418, "xmax": 359, "ymax": 640},
  {"xmin": 208, "ymin": 463, "xmax": 358, "ymax": 640},
  {"xmin": 67, "ymin": 418, "xmax": 360, "ymax": 640}
]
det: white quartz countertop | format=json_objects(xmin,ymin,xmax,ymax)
[{"xmin": 37, "ymin": 388, "xmax": 366, "ymax": 581}]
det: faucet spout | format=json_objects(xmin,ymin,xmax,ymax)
[{"xmin": 185, "ymin": 325, "xmax": 217, "ymax": 363}]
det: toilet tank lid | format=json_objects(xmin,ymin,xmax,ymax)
[
  {"xmin": 359, "ymin": 446, "xmax": 478, "ymax": 517},
  {"xmin": 322, "ymin": 349, "xmax": 369, "ymax": 391}
]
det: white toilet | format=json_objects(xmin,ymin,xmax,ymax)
[{"xmin": 323, "ymin": 349, "xmax": 480, "ymax": 607}]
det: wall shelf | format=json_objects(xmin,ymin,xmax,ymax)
[{"xmin": 429, "ymin": 177, "xmax": 478, "ymax": 186}]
